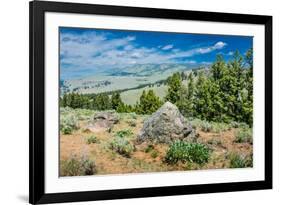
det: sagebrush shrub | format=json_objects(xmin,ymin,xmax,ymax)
[
  {"xmin": 75, "ymin": 108, "xmax": 96, "ymax": 120},
  {"xmin": 61, "ymin": 126, "xmax": 73, "ymax": 135},
  {"xmin": 150, "ymin": 150, "xmax": 158, "ymax": 158},
  {"xmin": 228, "ymin": 153, "xmax": 253, "ymax": 168},
  {"xmin": 211, "ymin": 122, "xmax": 229, "ymax": 133},
  {"xmin": 207, "ymin": 138, "xmax": 222, "ymax": 146},
  {"xmin": 201, "ymin": 121, "xmax": 212, "ymax": 132},
  {"xmin": 86, "ymin": 135, "xmax": 99, "ymax": 144},
  {"xmin": 235, "ymin": 128, "xmax": 252, "ymax": 143},
  {"xmin": 144, "ymin": 144, "xmax": 154, "ymax": 153},
  {"xmin": 60, "ymin": 155, "xmax": 96, "ymax": 176},
  {"xmin": 230, "ymin": 121, "xmax": 249, "ymax": 129},
  {"xmin": 109, "ymin": 137, "xmax": 135, "ymax": 157},
  {"xmin": 130, "ymin": 113, "xmax": 137, "ymax": 119},
  {"xmin": 165, "ymin": 141, "xmax": 210, "ymax": 165},
  {"xmin": 127, "ymin": 120, "xmax": 137, "ymax": 127},
  {"xmin": 60, "ymin": 112, "xmax": 79, "ymax": 134},
  {"xmin": 189, "ymin": 118, "xmax": 203, "ymax": 129},
  {"xmin": 115, "ymin": 129, "xmax": 133, "ymax": 138}
]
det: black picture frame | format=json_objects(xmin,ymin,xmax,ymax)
[{"xmin": 29, "ymin": 1, "xmax": 272, "ymax": 204}]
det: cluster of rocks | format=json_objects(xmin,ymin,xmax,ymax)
[{"xmin": 86, "ymin": 111, "xmax": 119, "ymax": 132}]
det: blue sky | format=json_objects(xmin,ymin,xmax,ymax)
[{"xmin": 60, "ymin": 27, "xmax": 252, "ymax": 80}]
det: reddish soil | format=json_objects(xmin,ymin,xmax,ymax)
[{"xmin": 60, "ymin": 118, "xmax": 253, "ymax": 175}]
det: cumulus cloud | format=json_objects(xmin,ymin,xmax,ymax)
[
  {"xmin": 214, "ymin": 41, "xmax": 227, "ymax": 49},
  {"xmin": 60, "ymin": 30, "xmax": 227, "ymax": 77},
  {"xmin": 161, "ymin": 44, "xmax": 174, "ymax": 50}
]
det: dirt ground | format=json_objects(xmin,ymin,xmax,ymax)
[{"xmin": 60, "ymin": 116, "xmax": 253, "ymax": 175}]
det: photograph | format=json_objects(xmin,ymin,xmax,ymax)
[{"xmin": 59, "ymin": 27, "xmax": 254, "ymax": 176}]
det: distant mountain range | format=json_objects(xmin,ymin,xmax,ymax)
[
  {"xmin": 60, "ymin": 63, "xmax": 207, "ymax": 95},
  {"xmin": 105, "ymin": 63, "xmax": 191, "ymax": 77}
]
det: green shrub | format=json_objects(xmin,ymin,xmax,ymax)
[
  {"xmin": 189, "ymin": 118, "xmax": 203, "ymax": 129},
  {"xmin": 115, "ymin": 129, "xmax": 133, "ymax": 138},
  {"xmin": 207, "ymin": 139, "xmax": 222, "ymax": 146},
  {"xmin": 144, "ymin": 144, "xmax": 154, "ymax": 153},
  {"xmin": 228, "ymin": 153, "xmax": 253, "ymax": 168},
  {"xmin": 127, "ymin": 120, "xmax": 137, "ymax": 127},
  {"xmin": 201, "ymin": 121, "xmax": 212, "ymax": 132},
  {"xmin": 230, "ymin": 121, "xmax": 249, "ymax": 129},
  {"xmin": 60, "ymin": 155, "xmax": 96, "ymax": 176},
  {"xmin": 235, "ymin": 128, "xmax": 252, "ymax": 143},
  {"xmin": 150, "ymin": 150, "xmax": 158, "ymax": 158},
  {"xmin": 109, "ymin": 137, "xmax": 135, "ymax": 157},
  {"xmin": 61, "ymin": 126, "xmax": 73, "ymax": 135},
  {"xmin": 165, "ymin": 141, "xmax": 210, "ymax": 165},
  {"xmin": 130, "ymin": 113, "xmax": 137, "ymax": 119},
  {"xmin": 211, "ymin": 122, "xmax": 229, "ymax": 133},
  {"xmin": 86, "ymin": 135, "xmax": 99, "ymax": 144},
  {"xmin": 60, "ymin": 113, "xmax": 79, "ymax": 134},
  {"xmin": 75, "ymin": 108, "xmax": 95, "ymax": 120},
  {"xmin": 195, "ymin": 120, "xmax": 230, "ymax": 133}
]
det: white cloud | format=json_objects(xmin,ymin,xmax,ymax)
[
  {"xmin": 167, "ymin": 41, "xmax": 227, "ymax": 59},
  {"xmin": 60, "ymin": 30, "xmax": 227, "ymax": 76},
  {"xmin": 214, "ymin": 41, "xmax": 227, "ymax": 49},
  {"xmin": 161, "ymin": 44, "xmax": 174, "ymax": 50}
]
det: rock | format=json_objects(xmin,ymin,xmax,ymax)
[
  {"xmin": 86, "ymin": 111, "xmax": 119, "ymax": 132},
  {"xmin": 137, "ymin": 102, "xmax": 196, "ymax": 144}
]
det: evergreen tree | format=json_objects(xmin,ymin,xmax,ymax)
[
  {"xmin": 177, "ymin": 72, "xmax": 195, "ymax": 117},
  {"xmin": 136, "ymin": 90, "xmax": 162, "ymax": 114},
  {"xmin": 111, "ymin": 92, "xmax": 123, "ymax": 110},
  {"xmin": 91, "ymin": 94, "xmax": 111, "ymax": 110},
  {"xmin": 210, "ymin": 55, "xmax": 228, "ymax": 121},
  {"xmin": 116, "ymin": 103, "xmax": 133, "ymax": 113},
  {"xmin": 165, "ymin": 72, "xmax": 182, "ymax": 104},
  {"xmin": 227, "ymin": 50, "xmax": 245, "ymax": 122},
  {"xmin": 211, "ymin": 55, "xmax": 226, "ymax": 81},
  {"xmin": 243, "ymin": 48, "xmax": 253, "ymax": 126},
  {"xmin": 187, "ymin": 72, "xmax": 195, "ymax": 101},
  {"xmin": 193, "ymin": 71, "xmax": 206, "ymax": 119}
]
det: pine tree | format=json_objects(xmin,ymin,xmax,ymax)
[
  {"xmin": 91, "ymin": 94, "xmax": 111, "ymax": 110},
  {"xmin": 116, "ymin": 103, "xmax": 133, "ymax": 113},
  {"xmin": 177, "ymin": 72, "xmax": 195, "ymax": 117},
  {"xmin": 243, "ymin": 48, "xmax": 253, "ymax": 126},
  {"xmin": 210, "ymin": 55, "xmax": 228, "ymax": 121},
  {"xmin": 193, "ymin": 71, "xmax": 206, "ymax": 119},
  {"xmin": 187, "ymin": 72, "xmax": 195, "ymax": 101},
  {"xmin": 227, "ymin": 50, "xmax": 245, "ymax": 122},
  {"xmin": 165, "ymin": 72, "xmax": 182, "ymax": 104},
  {"xmin": 111, "ymin": 92, "xmax": 123, "ymax": 110},
  {"xmin": 211, "ymin": 55, "xmax": 226, "ymax": 81},
  {"xmin": 136, "ymin": 90, "xmax": 162, "ymax": 114}
]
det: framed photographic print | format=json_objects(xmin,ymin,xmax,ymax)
[{"xmin": 29, "ymin": 0, "xmax": 272, "ymax": 204}]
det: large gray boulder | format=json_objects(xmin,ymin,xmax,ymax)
[
  {"xmin": 86, "ymin": 111, "xmax": 119, "ymax": 132},
  {"xmin": 137, "ymin": 102, "xmax": 196, "ymax": 144}
]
